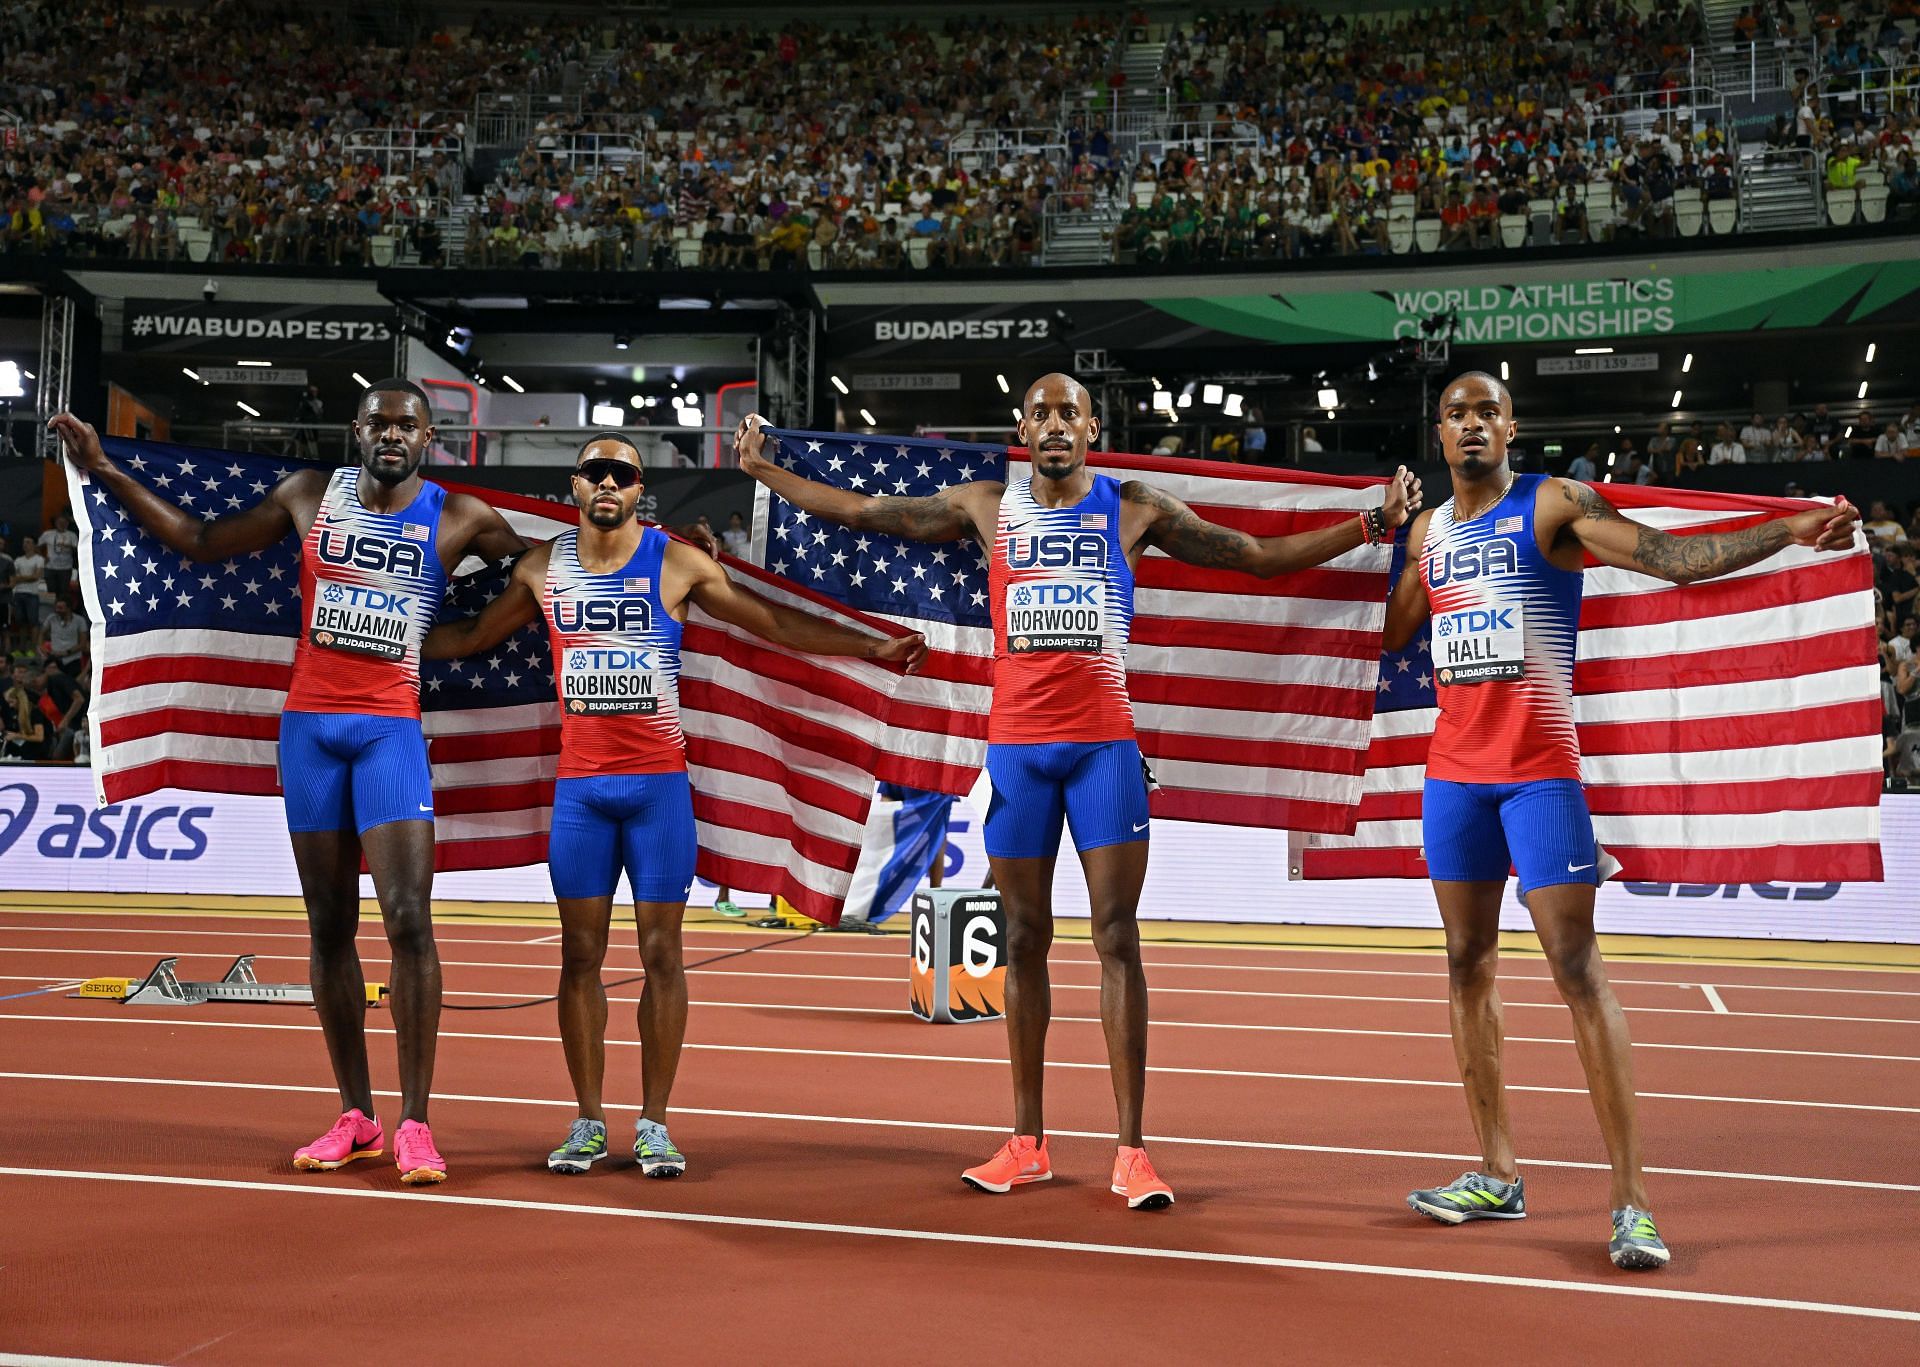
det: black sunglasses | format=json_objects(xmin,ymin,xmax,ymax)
[{"xmin": 573, "ymin": 459, "xmax": 642, "ymax": 489}]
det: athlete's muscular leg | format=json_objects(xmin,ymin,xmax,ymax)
[
  {"xmin": 1526, "ymin": 883, "xmax": 1652, "ymax": 1211},
  {"xmin": 555, "ymin": 894, "xmax": 614, "ymax": 1122},
  {"xmin": 634, "ymin": 900, "xmax": 689, "ymax": 1124},
  {"xmin": 989, "ymin": 853, "xmax": 1059, "ymax": 1139},
  {"xmin": 1434, "ymin": 881, "xmax": 1520, "ymax": 1184},
  {"xmin": 291, "ymin": 829, "xmax": 374, "ymax": 1116},
  {"xmin": 1080, "ymin": 840, "xmax": 1152, "ymax": 1148},
  {"xmin": 359, "ymin": 819, "xmax": 440, "ymax": 1124}
]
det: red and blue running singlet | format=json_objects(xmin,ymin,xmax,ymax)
[
  {"xmin": 986, "ymin": 473, "xmax": 1135, "ymax": 745},
  {"xmin": 286, "ymin": 466, "xmax": 449, "ymax": 719},
  {"xmin": 542, "ymin": 525, "xmax": 686, "ymax": 779},
  {"xmin": 1417, "ymin": 472, "xmax": 1584, "ymax": 783}
]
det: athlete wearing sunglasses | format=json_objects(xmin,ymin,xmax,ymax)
[{"xmin": 425, "ymin": 432, "xmax": 926, "ymax": 1180}]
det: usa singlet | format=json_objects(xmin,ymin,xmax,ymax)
[
  {"xmin": 543, "ymin": 526, "xmax": 686, "ymax": 779},
  {"xmin": 285, "ymin": 466, "xmax": 449, "ymax": 718},
  {"xmin": 987, "ymin": 474, "xmax": 1135, "ymax": 744},
  {"xmin": 1418, "ymin": 471, "xmax": 1583, "ymax": 783}
]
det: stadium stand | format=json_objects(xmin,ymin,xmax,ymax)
[{"xmin": 0, "ymin": 0, "xmax": 1913, "ymax": 271}]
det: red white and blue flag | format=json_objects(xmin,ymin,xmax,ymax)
[
  {"xmin": 66, "ymin": 437, "xmax": 935, "ymax": 922},
  {"xmin": 1294, "ymin": 484, "xmax": 1885, "ymax": 882}
]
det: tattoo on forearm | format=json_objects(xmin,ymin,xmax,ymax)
[
  {"xmin": 865, "ymin": 490, "xmax": 968, "ymax": 541},
  {"xmin": 1632, "ymin": 520, "xmax": 1791, "ymax": 583},
  {"xmin": 1122, "ymin": 481, "xmax": 1255, "ymax": 569},
  {"xmin": 1562, "ymin": 481, "xmax": 1622, "ymax": 522}
]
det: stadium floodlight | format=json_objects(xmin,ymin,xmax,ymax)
[
  {"xmin": 1011, "ymin": 407, "xmax": 1023, "ymax": 423},
  {"xmin": 996, "ymin": 373, "xmax": 1011, "ymax": 394},
  {"xmin": 0, "ymin": 362, "xmax": 23, "ymax": 398},
  {"xmin": 1671, "ymin": 390, "xmax": 1683, "ymax": 409},
  {"xmin": 500, "ymin": 374, "xmax": 525, "ymax": 393},
  {"xmin": 1317, "ymin": 387, "xmax": 1339, "ymax": 409},
  {"xmin": 629, "ymin": 395, "xmax": 645, "ymax": 409},
  {"xmin": 351, "ymin": 371, "xmax": 372, "ymax": 388},
  {"xmin": 1499, "ymin": 361, "xmax": 1510, "ymax": 381},
  {"xmin": 1858, "ymin": 381, "xmax": 1869, "ymax": 399},
  {"xmin": 613, "ymin": 333, "xmax": 631, "ymax": 351},
  {"xmin": 830, "ymin": 375, "xmax": 850, "ymax": 395},
  {"xmin": 1865, "ymin": 342, "xmax": 1876, "ymax": 363},
  {"xmin": 1151, "ymin": 390, "xmax": 1174, "ymax": 413},
  {"xmin": 1574, "ymin": 346, "xmax": 1612, "ymax": 355},
  {"xmin": 180, "ymin": 367, "xmax": 203, "ymax": 384},
  {"xmin": 1222, "ymin": 392, "xmax": 1244, "ymax": 417},
  {"xmin": 237, "ymin": 360, "xmax": 273, "ymax": 368},
  {"xmin": 1325, "ymin": 409, "xmax": 1336, "ymax": 420},
  {"xmin": 1176, "ymin": 392, "xmax": 1193, "ymax": 409},
  {"xmin": 235, "ymin": 401, "xmax": 261, "ymax": 417},
  {"xmin": 590, "ymin": 403, "xmax": 624, "ymax": 425},
  {"xmin": 1202, "ymin": 383, "xmax": 1224, "ymax": 406},
  {"xmin": 676, "ymin": 406, "xmax": 702, "ymax": 427},
  {"xmin": 859, "ymin": 408, "xmax": 877, "ymax": 426},
  {"xmin": 1681, "ymin": 353, "xmax": 1693, "ymax": 373}
]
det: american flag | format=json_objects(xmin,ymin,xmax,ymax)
[
  {"xmin": 754, "ymin": 432, "xmax": 1397, "ymax": 831},
  {"xmin": 1295, "ymin": 484, "xmax": 1886, "ymax": 882},
  {"xmin": 68, "ymin": 438, "xmax": 934, "ymax": 923}
]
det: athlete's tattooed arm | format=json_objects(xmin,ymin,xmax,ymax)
[
  {"xmin": 1382, "ymin": 508, "xmax": 1435, "ymax": 653},
  {"xmin": 733, "ymin": 412, "xmax": 996, "ymax": 545},
  {"xmin": 421, "ymin": 545, "xmax": 546, "ymax": 659},
  {"xmin": 1548, "ymin": 478, "xmax": 1861, "ymax": 584}
]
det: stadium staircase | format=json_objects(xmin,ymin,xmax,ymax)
[
  {"xmin": 1736, "ymin": 145, "xmax": 1825, "ymax": 230},
  {"xmin": 1700, "ymin": 0, "xmax": 1746, "ymax": 47},
  {"xmin": 1038, "ymin": 201, "xmax": 1124, "ymax": 267}
]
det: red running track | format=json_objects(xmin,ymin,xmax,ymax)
[{"xmin": 2, "ymin": 908, "xmax": 1918, "ymax": 1365}]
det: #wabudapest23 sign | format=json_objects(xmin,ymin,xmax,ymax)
[{"xmin": 122, "ymin": 300, "xmax": 396, "ymax": 360}]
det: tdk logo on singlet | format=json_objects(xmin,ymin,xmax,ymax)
[
  {"xmin": 1006, "ymin": 531, "xmax": 1107, "ymax": 570},
  {"xmin": 552, "ymin": 597, "xmax": 654, "ymax": 634},
  {"xmin": 321, "ymin": 583, "xmax": 412, "ymax": 614},
  {"xmin": 317, "ymin": 527, "xmax": 426, "ymax": 578},
  {"xmin": 568, "ymin": 648, "xmax": 653, "ymax": 671},
  {"xmin": 1428, "ymin": 538, "xmax": 1518, "ymax": 586},
  {"xmin": 1437, "ymin": 608, "xmax": 1516, "ymax": 637}
]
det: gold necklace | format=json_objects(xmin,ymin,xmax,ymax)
[{"xmin": 1452, "ymin": 471, "xmax": 1514, "ymax": 524}]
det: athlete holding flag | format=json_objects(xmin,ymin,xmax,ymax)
[
  {"xmin": 737, "ymin": 375, "xmax": 1420, "ymax": 1209},
  {"xmin": 51, "ymin": 383, "xmax": 526, "ymax": 1185},
  {"xmin": 424, "ymin": 433, "xmax": 925, "ymax": 1178},
  {"xmin": 1382, "ymin": 371, "xmax": 1858, "ymax": 1268}
]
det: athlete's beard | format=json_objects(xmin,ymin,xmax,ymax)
[
  {"xmin": 1034, "ymin": 444, "xmax": 1083, "ymax": 481},
  {"xmin": 585, "ymin": 498, "xmax": 630, "ymax": 529},
  {"xmin": 363, "ymin": 447, "xmax": 422, "ymax": 487}
]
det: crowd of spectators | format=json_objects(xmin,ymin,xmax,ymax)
[
  {"xmin": 1872, "ymin": 510, "xmax": 1920, "ymax": 786},
  {"xmin": 1, "ymin": 512, "xmax": 89, "ymax": 764},
  {"xmin": 3, "ymin": 2, "xmax": 1915, "ymax": 274},
  {"xmin": 1563, "ymin": 400, "xmax": 1920, "ymax": 487}
]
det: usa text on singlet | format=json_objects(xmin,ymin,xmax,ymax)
[
  {"xmin": 987, "ymin": 473, "xmax": 1136, "ymax": 745},
  {"xmin": 1417, "ymin": 471, "xmax": 1584, "ymax": 784},
  {"xmin": 286, "ymin": 466, "xmax": 449, "ymax": 719}
]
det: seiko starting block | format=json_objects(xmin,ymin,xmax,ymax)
[
  {"xmin": 908, "ymin": 889, "xmax": 1007, "ymax": 1023},
  {"xmin": 73, "ymin": 955, "xmax": 386, "ymax": 1008}
]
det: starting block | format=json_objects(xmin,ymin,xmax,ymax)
[
  {"xmin": 74, "ymin": 955, "xmax": 387, "ymax": 1008},
  {"xmin": 909, "ymin": 889, "xmax": 1006, "ymax": 1023}
]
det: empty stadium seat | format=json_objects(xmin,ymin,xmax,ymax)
[
  {"xmin": 806, "ymin": 242, "xmax": 825, "ymax": 269},
  {"xmin": 1707, "ymin": 197, "xmax": 1737, "ymax": 234},
  {"xmin": 1498, "ymin": 213, "xmax": 1528, "ymax": 247},
  {"xmin": 1584, "ymin": 184, "xmax": 1616, "ymax": 241},
  {"xmin": 1388, "ymin": 217, "xmax": 1415, "ymax": 253},
  {"xmin": 181, "ymin": 227, "xmax": 214, "ymax": 262},
  {"xmin": 1827, "ymin": 191, "xmax": 1857, "ymax": 226},
  {"xmin": 675, "ymin": 235, "xmax": 703, "ymax": 266},
  {"xmin": 907, "ymin": 237, "xmax": 931, "ymax": 268},
  {"xmin": 1413, "ymin": 218, "xmax": 1441, "ymax": 252},
  {"xmin": 369, "ymin": 234, "xmax": 397, "ymax": 266},
  {"xmin": 1673, "ymin": 189, "xmax": 1705, "ymax": 237},
  {"xmin": 1858, "ymin": 184, "xmax": 1889, "ymax": 224}
]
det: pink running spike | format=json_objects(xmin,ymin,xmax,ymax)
[{"xmin": 293, "ymin": 1109, "xmax": 383, "ymax": 1171}]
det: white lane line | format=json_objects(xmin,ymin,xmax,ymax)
[
  {"xmin": 0, "ymin": 1354, "xmax": 157, "ymax": 1366},
  {"xmin": 1700, "ymin": 984, "xmax": 1731, "ymax": 1015},
  {"xmin": 6, "ymin": 921, "xmax": 1918, "ymax": 995},
  {"xmin": 10, "ymin": 944, "xmax": 1914, "ymax": 1025},
  {"xmin": 10, "ymin": 1070, "xmax": 1920, "ymax": 1196},
  {"xmin": 5, "ymin": 976, "xmax": 1908, "ymax": 1063},
  {"xmin": 7, "ymin": 1166, "xmax": 1919, "ymax": 1324},
  {"xmin": 4, "ymin": 1011, "xmax": 1913, "ymax": 1115}
]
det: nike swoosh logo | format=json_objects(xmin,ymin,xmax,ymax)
[
  {"xmin": 1567, "ymin": 861, "xmax": 1594, "ymax": 872},
  {"xmin": 418, "ymin": 804, "xmax": 435, "ymax": 813},
  {"xmin": 1133, "ymin": 821, "xmax": 1150, "ymax": 832}
]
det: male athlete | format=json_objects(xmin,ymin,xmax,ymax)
[
  {"xmin": 424, "ymin": 434, "xmax": 926, "ymax": 1177},
  {"xmin": 50, "ymin": 382, "xmax": 528, "ymax": 1185},
  {"xmin": 1382, "ymin": 371, "xmax": 1858, "ymax": 1267},
  {"xmin": 738, "ymin": 375, "xmax": 1420, "ymax": 1209}
]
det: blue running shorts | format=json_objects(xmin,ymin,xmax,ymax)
[
  {"xmin": 279, "ymin": 710, "xmax": 435, "ymax": 835},
  {"xmin": 984, "ymin": 740, "xmax": 1152, "ymax": 861},
  {"xmin": 1422, "ymin": 777, "xmax": 1600, "ymax": 895},
  {"xmin": 548, "ymin": 772, "xmax": 698, "ymax": 903}
]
